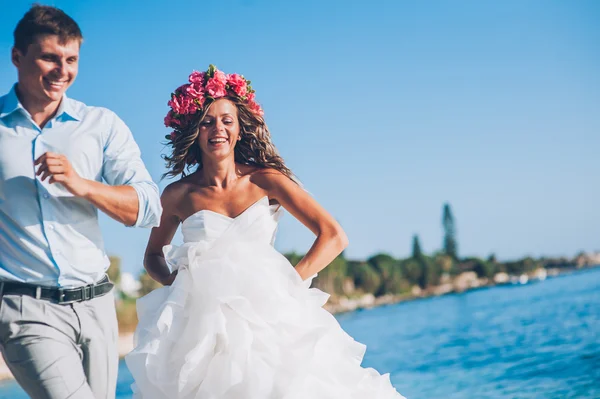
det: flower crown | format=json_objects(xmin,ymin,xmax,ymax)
[{"xmin": 164, "ymin": 65, "xmax": 263, "ymax": 139}]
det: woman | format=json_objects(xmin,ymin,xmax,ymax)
[{"xmin": 125, "ymin": 65, "xmax": 405, "ymax": 398}]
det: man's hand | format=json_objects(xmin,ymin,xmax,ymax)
[{"xmin": 34, "ymin": 152, "xmax": 91, "ymax": 197}]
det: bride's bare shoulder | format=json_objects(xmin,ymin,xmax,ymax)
[
  {"xmin": 163, "ymin": 176, "xmax": 190, "ymax": 195},
  {"xmin": 248, "ymin": 167, "xmax": 286, "ymax": 183},
  {"xmin": 248, "ymin": 168, "xmax": 298, "ymax": 205},
  {"xmin": 161, "ymin": 173, "xmax": 206, "ymax": 209}
]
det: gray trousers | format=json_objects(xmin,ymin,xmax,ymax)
[{"xmin": 0, "ymin": 290, "xmax": 118, "ymax": 399}]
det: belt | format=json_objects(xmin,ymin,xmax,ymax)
[{"xmin": 0, "ymin": 276, "xmax": 114, "ymax": 305}]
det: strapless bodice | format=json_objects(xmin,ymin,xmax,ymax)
[{"xmin": 180, "ymin": 196, "xmax": 282, "ymax": 245}]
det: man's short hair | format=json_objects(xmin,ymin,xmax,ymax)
[{"xmin": 13, "ymin": 4, "xmax": 83, "ymax": 53}]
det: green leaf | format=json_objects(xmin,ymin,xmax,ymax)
[{"xmin": 206, "ymin": 64, "xmax": 216, "ymax": 78}]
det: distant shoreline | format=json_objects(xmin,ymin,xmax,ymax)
[{"xmin": 323, "ymin": 264, "xmax": 600, "ymax": 314}]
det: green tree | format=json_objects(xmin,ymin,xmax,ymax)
[
  {"xmin": 442, "ymin": 203, "xmax": 458, "ymax": 260},
  {"xmin": 348, "ymin": 261, "xmax": 381, "ymax": 294},
  {"xmin": 411, "ymin": 235, "xmax": 428, "ymax": 288},
  {"xmin": 425, "ymin": 256, "xmax": 442, "ymax": 286},
  {"xmin": 412, "ymin": 234, "xmax": 423, "ymax": 259},
  {"xmin": 107, "ymin": 256, "xmax": 122, "ymax": 284},
  {"xmin": 401, "ymin": 258, "xmax": 422, "ymax": 286},
  {"xmin": 461, "ymin": 257, "xmax": 496, "ymax": 279},
  {"xmin": 313, "ymin": 254, "xmax": 348, "ymax": 295},
  {"xmin": 434, "ymin": 252, "xmax": 454, "ymax": 273},
  {"xmin": 503, "ymin": 257, "xmax": 540, "ymax": 275},
  {"xmin": 367, "ymin": 253, "xmax": 408, "ymax": 295}
]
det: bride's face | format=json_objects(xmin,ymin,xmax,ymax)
[{"xmin": 197, "ymin": 99, "xmax": 240, "ymax": 161}]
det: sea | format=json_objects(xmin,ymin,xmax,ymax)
[{"xmin": 0, "ymin": 267, "xmax": 598, "ymax": 398}]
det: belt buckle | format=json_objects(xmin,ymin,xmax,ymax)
[{"xmin": 83, "ymin": 285, "xmax": 92, "ymax": 301}]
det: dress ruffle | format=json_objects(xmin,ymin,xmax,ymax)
[{"xmin": 125, "ymin": 203, "xmax": 404, "ymax": 398}]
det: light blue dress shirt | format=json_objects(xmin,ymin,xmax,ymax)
[{"xmin": 0, "ymin": 85, "xmax": 162, "ymax": 288}]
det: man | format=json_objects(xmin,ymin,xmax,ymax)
[{"xmin": 0, "ymin": 5, "xmax": 162, "ymax": 398}]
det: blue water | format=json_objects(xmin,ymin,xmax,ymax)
[{"xmin": 1, "ymin": 267, "xmax": 598, "ymax": 398}]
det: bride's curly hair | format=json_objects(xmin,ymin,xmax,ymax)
[{"xmin": 162, "ymin": 97, "xmax": 295, "ymax": 182}]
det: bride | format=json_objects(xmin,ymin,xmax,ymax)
[{"xmin": 125, "ymin": 65, "xmax": 406, "ymax": 399}]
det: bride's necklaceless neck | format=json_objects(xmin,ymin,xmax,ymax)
[{"xmin": 197, "ymin": 161, "xmax": 243, "ymax": 188}]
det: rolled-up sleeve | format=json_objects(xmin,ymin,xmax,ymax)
[{"xmin": 102, "ymin": 111, "xmax": 162, "ymax": 228}]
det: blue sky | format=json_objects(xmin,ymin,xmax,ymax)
[{"xmin": 1, "ymin": 0, "xmax": 598, "ymax": 275}]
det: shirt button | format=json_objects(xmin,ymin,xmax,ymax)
[
  {"xmin": 43, "ymin": 193, "xmax": 50, "ymax": 199},
  {"xmin": 48, "ymin": 225, "xmax": 55, "ymax": 230}
]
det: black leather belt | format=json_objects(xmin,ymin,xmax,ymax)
[{"xmin": 0, "ymin": 276, "xmax": 114, "ymax": 305}]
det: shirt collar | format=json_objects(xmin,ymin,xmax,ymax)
[
  {"xmin": 0, "ymin": 83, "xmax": 81, "ymax": 122},
  {"xmin": 0, "ymin": 84, "xmax": 24, "ymax": 119},
  {"xmin": 54, "ymin": 92, "xmax": 81, "ymax": 122}
]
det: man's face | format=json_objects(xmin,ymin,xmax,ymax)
[{"xmin": 12, "ymin": 34, "xmax": 80, "ymax": 108}]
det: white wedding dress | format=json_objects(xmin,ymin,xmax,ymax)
[{"xmin": 125, "ymin": 196, "xmax": 405, "ymax": 399}]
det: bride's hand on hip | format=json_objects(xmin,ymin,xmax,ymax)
[{"xmin": 163, "ymin": 270, "xmax": 178, "ymax": 286}]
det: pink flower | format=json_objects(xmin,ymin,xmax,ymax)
[
  {"xmin": 227, "ymin": 74, "xmax": 247, "ymax": 98},
  {"xmin": 249, "ymin": 101, "xmax": 264, "ymax": 116},
  {"xmin": 205, "ymin": 76, "xmax": 227, "ymax": 98},
  {"xmin": 164, "ymin": 111, "xmax": 180, "ymax": 128},
  {"xmin": 167, "ymin": 95, "xmax": 184, "ymax": 114},
  {"xmin": 245, "ymin": 92, "xmax": 264, "ymax": 115},
  {"xmin": 213, "ymin": 69, "xmax": 227, "ymax": 85},
  {"xmin": 170, "ymin": 131, "xmax": 177, "ymax": 140},
  {"xmin": 184, "ymin": 96, "xmax": 198, "ymax": 114},
  {"xmin": 185, "ymin": 82, "xmax": 204, "ymax": 99},
  {"xmin": 174, "ymin": 84, "xmax": 188, "ymax": 96},
  {"xmin": 168, "ymin": 94, "xmax": 198, "ymax": 115},
  {"xmin": 164, "ymin": 112, "xmax": 173, "ymax": 127},
  {"xmin": 188, "ymin": 71, "xmax": 205, "ymax": 85}
]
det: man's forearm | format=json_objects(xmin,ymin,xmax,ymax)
[
  {"xmin": 34, "ymin": 151, "xmax": 160, "ymax": 227},
  {"xmin": 81, "ymin": 180, "xmax": 139, "ymax": 226}
]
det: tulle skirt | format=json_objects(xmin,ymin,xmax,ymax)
[{"xmin": 125, "ymin": 240, "xmax": 405, "ymax": 398}]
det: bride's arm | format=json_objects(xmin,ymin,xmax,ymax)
[
  {"xmin": 143, "ymin": 183, "xmax": 182, "ymax": 285},
  {"xmin": 255, "ymin": 170, "xmax": 349, "ymax": 281}
]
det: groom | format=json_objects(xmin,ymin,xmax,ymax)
[{"xmin": 0, "ymin": 5, "xmax": 161, "ymax": 398}]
